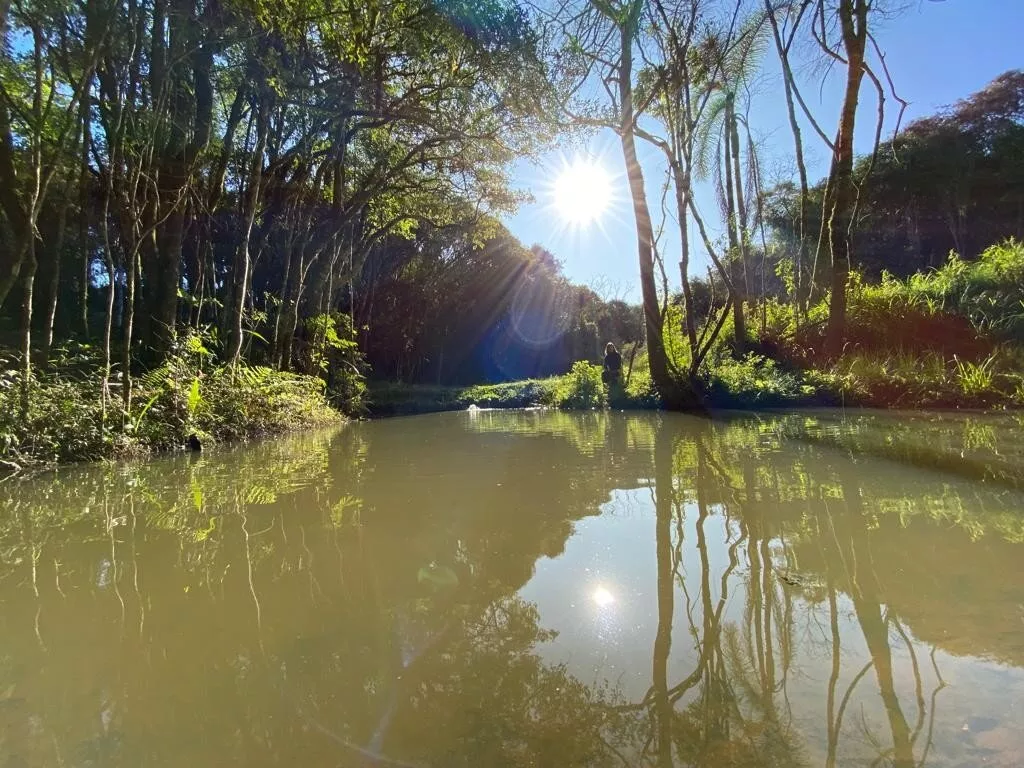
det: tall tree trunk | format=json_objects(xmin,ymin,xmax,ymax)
[
  {"xmin": 614, "ymin": 18, "xmax": 693, "ymax": 407},
  {"xmin": 722, "ymin": 111, "xmax": 745, "ymax": 352},
  {"xmin": 669, "ymin": 158, "xmax": 699, "ymax": 368},
  {"xmin": 0, "ymin": 76, "xmax": 29, "ymax": 311},
  {"xmin": 0, "ymin": 0, "xmax": 22, "ymax": 310},
  {"xmin": 77, "ymin": 1, "xmax": 100, "ymax": 339},
  {"xmin": 282, "ymin": 249, "xmax": 309, "ymax": 370},
  {"xmin": 44, "ymin": 202, "xmax": 68, "ymax": 356},
  {"xmin": 151, "ymin": 0, "xmax": 190, "ymax": 355},
  {"xmin": 825, "ymin": 0, "xmax": 868, "ymax": 355},
  {"xmin": 19, "ymin": 247, "xmax": 37, "ymax": 416},
  {"xmin": 228, "ymin": 98, "xmax": 269, "ymax": 365},
  {"xmin": 122, "ymin": 247, "xmax": 139, "ymax": 413},
  {"xmin": 182, "ymin": 0, "xmax": 213, "ymax": 332},
  {"xmin": 100, "ymin": 208, "xmax": 116, "ymax": 417},
  {"xmin": 79, "ymin": 91, "xmax": 92, "ymax": 338},
  {"xmin": 272, "ymin": 239, "xmax": 296, "ymax": 368},
  {"xmin": 18, "ymin": 23, "xmax": 46, "ymax": 415}
]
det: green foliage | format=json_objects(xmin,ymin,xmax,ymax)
[
  {"xmin": 716, "ymin": 241, "xmax": 1024, "ymax": 410},
  {"xmin": 766, "ymin": 73, "xmax": 1024, "ymax": 281},
  {"xmin": 901, "ymin": 240, "xmax": 1024, "ymax": 342},
  {"xmin": 368, "ymin": 367, "xmax": 671, "ymax": 415},
  {"xmin": 298, "ymin": 313, "xmax": 367, "ymax": 416},
  {"xmin": 702, "ymin": 353, "xmax": 818, "ymax": 408},
  {"xmin": 367, "ymin": 379, "xmax": 558, "ymax": 415},
  {"xmin": 0, "ymin": 330, "xmax": 341, "ymax": 471},
  {"xmin": 0, "ymin": 364, "xmax": 110, "ymax": 467},
  {"xmin": 300, "ymin": 313, "xmax": 359, "ymax": 374},
  {"xmin": 458, "ymin": 380, "xmax": 558, "ymax": 408},
  {"xmin": 552, "ymin": 362, "xmax": 607, "ymax": 410},
  {"xmin": 809, "ymin": 348, "xmax": 1021, "ymax": 409},
  {"xmin": 618, "ymin": 239, "xmax": 1024, "ymax": 410},
  {"xmin": 954, "ymin": 353, "xmax": 998, "ymax": 398}
]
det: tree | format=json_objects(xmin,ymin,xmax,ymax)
[
  {"xmin": 599, "ymin": 0, "xmax": 685, "ymax": 402},
  {"xmin": 764, "ymin": 71, "xmax": 1023, "ymax": 282},
  {"xmin": 549, "ymin": 0, "xmax": 703, "ymax": 407},
  {"xmin": 0, "ymin": 0, "xmax": 556, "ymax": 422},
  {"xmin": 636, "ymin": 0, "xmax": 736, "ymax": 376},
  {"xmin": 690, "ymin": 13, "xmax": 768, "ymax": 352},
  {"xmin": 0, "ymin": 0, "xmax": 106, "ymax": 411},
  {"xmin": 822, "ymin": 0, "xmax": 869, "ymax": 354},
  {"xmin": 764, "ymin": 0, "xmax": 814, "ymax": 314}
]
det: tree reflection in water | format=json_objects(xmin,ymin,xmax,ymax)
[{"xmin": 0, "ymin": 412, "xmax": 1022, "ymax": 766}]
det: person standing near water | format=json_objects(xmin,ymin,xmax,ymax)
[{"xmin": 602, "ymin": 342, "xmax": 622, "ymax": 386}]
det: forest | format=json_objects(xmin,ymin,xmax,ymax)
[{"xmin": 1, "ymin": 0, "xmax": 1022, "ymax": 468}]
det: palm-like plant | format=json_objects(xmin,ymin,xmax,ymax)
[{"xmin": 692, "ymin": 13, "xmax": 769, "ymax": 350}]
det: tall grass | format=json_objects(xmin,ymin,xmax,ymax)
[{"xmin": 903, "ymin": 239, "xmax": 1024, "ymax": 341}]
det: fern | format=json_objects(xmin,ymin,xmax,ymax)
[{"xmin": 187, "ymin": 377, "xmax": 202, "ymax": 417}]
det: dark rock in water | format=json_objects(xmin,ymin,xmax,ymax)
[{"xmin": 187, "ymin": 434, "xmax": 202, "ymax": 452}]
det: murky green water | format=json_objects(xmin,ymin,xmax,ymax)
[{"xmin": 2, "ymin": 410, "xmax": 1023, "ymax": 767}]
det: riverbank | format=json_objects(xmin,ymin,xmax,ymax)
[
  {"xmin": 367, "ymin": 352, "xmax": 1024, "ymax": 417},
  {"xmin": 0, "ymin": 353, "xmax": 341, "ymax": 474},
  {"xmin": 366, "ymin": 361, "xmax": 662, "ymax": 416},
  {"xmin": 5, "ymin": 349, "xmax": 1020, "ymax": 475},
  {"xmin": 367, "ymin": 380, "xmax": 559, "ymax": 416}
]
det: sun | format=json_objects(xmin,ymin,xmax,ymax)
[{"xmin": 554, "ymin": 160, "xmax": 612, "ymax": 226}]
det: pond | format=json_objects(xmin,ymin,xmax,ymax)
[{"xmin": 1, "ymin": 409, "xmax": 1023, "ymax": 767}]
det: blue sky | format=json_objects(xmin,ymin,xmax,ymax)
[{"xmin": 502, "ymin": 0, "xmax": 1024, "ymax": 301}]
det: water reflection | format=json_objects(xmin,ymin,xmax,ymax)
[
  {"xmin": 0, "ymin": 411, "xmax": 1022, "ymax": 766},
  {"xmin": 592, "ymin": 585, "xmax": 615, "ymax": 607}
]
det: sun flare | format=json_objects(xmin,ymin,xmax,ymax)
[
  {"xmin": 592, "ymin": 586, "xmax": 615, "ymax": 608},
  {"xmin": 554, "ymin": 161, "xmax": 612, "ymax": 226}
]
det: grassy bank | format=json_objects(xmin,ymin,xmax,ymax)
[
  {"xmin": 368, "ymin": 379, "xmax": 557, "ymax": 415},
  {"xmin": 369, "ymin": 360, "xmax": 662, "ymax": 416},
  {"xmin": 0, "ymin": 338, "xmax": 343, "ymax": 473},
  {"xmin": 655, "ymin": 240, "xmax": 1024, "ymax": 410}
]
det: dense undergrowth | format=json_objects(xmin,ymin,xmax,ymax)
[
  {"xmin": 671, "ymin": 240, "xmax": 1024, "ymax": 410},
  {"xmin": 1, "ymin": 332, "xmax": 344, "ymax": 472}
]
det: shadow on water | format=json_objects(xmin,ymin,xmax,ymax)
[{"xmin": 0, "ymin": 410, "xmax": 1022, "ymax": 766}]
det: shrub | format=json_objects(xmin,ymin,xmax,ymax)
[
  {"xmin": 553, "ymin": 361, "xmax": 607, "ymax": 410},
  {"xmin": 703, "ymin": 353, "xmax": 819, "ymax": 407},
  {"xmin": 620, "ymin": 360, "xmax": 660, "ymax": 408},
  {"xmin": 0, "ymin": 367, "xmax": 110, "ymax": 467},
  {"xmin": 780, "ymin": 277, "xmax": 993, "ymax": 366},
  {"xmin": 296, "ymin": 313, "xmax": 367, "ymax": 415}
]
